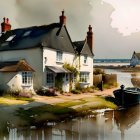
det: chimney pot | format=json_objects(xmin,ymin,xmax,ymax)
[
  {"xmin": 1, "ymin": 17, "xmax": 11, "ymax": 33},
  {"xmin": 3, "ymin": 17, "xmax": 6, "ymax": 23},
  {"xmin": 59, "ymin": 10, "xmax": 66, "ymax": 25},
  {"xmin": 7, "ymin": 18, "xmax": 9, "ymax": 24}
]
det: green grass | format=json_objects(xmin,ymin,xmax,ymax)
[
  {"xmin": 0, "ymin": 96, "xmax": 34, "ymax": 105},
  {"xmin": 15, "ymin": 95, "xmax": 117, "ymax": 126},
  {"xmin": 55, "ymin": 99, "xmax": 87, "ymax": 107}
]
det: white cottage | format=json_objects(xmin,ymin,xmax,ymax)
[
  {"xmin": 0, "ymin": 11, "xmax": 94, "ymax": 92},
  {"xmin": 130, "ymin": 51, "xmax": 140, "ymax": 67}
]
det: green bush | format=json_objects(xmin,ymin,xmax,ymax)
[
  {"xmin": 81, "ymin": 87, "xmax": 94, "ymax": 93},
  {"xmin": 93, "ymin": 68, "xmax": 106, "ymax": 75},
  {"xmin": 71, "ymin": 90, "xmax": 81, "ymax": 94},
  {"xmin": 75, "ymin": 82, "xmax": 82, "ymax": 90},
  {"xmin": 36, "ymin": 88, "xmax": 58, "ymax": 96}
]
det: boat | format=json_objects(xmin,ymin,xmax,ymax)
[{"xmin": 113, "ymin": 85, "xmax": 140, "ymax": 107}]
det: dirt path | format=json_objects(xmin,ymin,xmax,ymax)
[{"xmin": 33, "ymin": 87, "xmax": 117, "ymax": 104}]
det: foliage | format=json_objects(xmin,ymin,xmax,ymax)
[
  {"xmin": 71, "ymin": 89, "xmax": 81, "ymax": 94},
  {"xmin": 63, "ymin": 62, "xmax": 78, "ymax": 75},
  {"xmin": 75, "ymin": 82, "xmax": 82, "ymax": 90},
  {"xmin": 81, "ymin": 87, "xmax": 94, "ymax": 93},
  {"xmin": 36, "ymin": 87, "xmax": 58, "ymax": 96},
  {"xmin": 103, "ymin": 82, "xmax": 118, "ymax": 89},
  {"xmin": 4, "ymin": 89, "xmax": 34, "ymax": 98},
  {"xmin": 55, "ymin": 74, "xmax": 63, "ymax": 91},
  {"xmin": 93, "ymin": 68, "xmax": 106, "ymax": 75}
]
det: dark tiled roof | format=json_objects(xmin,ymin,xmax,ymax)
[
  {"xmin": 0, "ymin": 60, "xmax": 35, "ymax": 72},
  {"xmin": 73, "ymin": 40, "xmax": 93, "ymax": 56},
  {"xmin": 46, "ymin": 66, "xmax": 71, "ymax": 73},
  {"xmin": 0, "ymin": 23, "xmax": 75, "ymax": 54}
]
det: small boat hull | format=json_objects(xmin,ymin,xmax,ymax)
[{"xmin": 113, "ymin": 85, "xmax": 140, "ymax": 107}]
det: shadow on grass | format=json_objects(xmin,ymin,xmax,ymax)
[{"xmin": 15, "ymin": 104, "xmax": 77, "ymax": 127}]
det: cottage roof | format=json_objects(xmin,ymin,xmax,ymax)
[
  {"xmin": 0, "ymin": 23, "xmax": 75, "ymax": 53},
  {"xmin": 135, "ymin": 52, "xmax": 140, "ymax": 60},
  {"xmin": 73, "ymin": 40, "xmax": 93, "ymax": 56},
  {"xmin": 0, "ymin": 60, "xmax": 35, "ymax": 72}
]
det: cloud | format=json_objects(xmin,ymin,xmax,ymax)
[
  {"xmin": 103, "ymin": 0, "xmax": 140, "ymax": 36},
  {"xmin": 13, "ymin": 0, "xmax": 93, "ymax": 40}
]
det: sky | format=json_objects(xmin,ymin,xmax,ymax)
[{"xmin": 0, "ymin": 0, "xmax": 140, "ymax": 59}]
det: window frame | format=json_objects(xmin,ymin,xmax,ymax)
[
  {"xmin": 84, "ymin": 55, "xmax": 88, "ymax": 65},
  {"xmin": 56, "ymin": 51, "xmax": 63, "ymax": 62},
  {"xmin": 79, "ymin": 72, "xmax": 89, "ymax": 83},
  {"xmin": 22, "ymin": 71, "xmax": 33, "ymax": 86},
  {"xmin": 46, "ymin": 71, "xmax": 54, "ymax": 87}
]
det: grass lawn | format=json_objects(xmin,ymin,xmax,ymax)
[{"xmin": 0, "ymin": 97, "xmax": 34, "ymax": 105}]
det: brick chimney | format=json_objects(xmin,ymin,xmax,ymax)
[
  {"xmin": 59, "ymin": 10, "xmax": 66, "ymax": 25},
  {"xmin": 1, "ymin": 17, "xmax": 11, "ymax": 33},
  {"xmin": 87, "ymin": 25, "xmax": 93, "ymax": 53}
]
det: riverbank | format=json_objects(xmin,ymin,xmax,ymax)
[
  {"xmin": 94, "ymin": 65, "xmax": 140, "ymax": 72},
  {"xmin": 0, "ymin": 88, "xmax": 117, "ymax": 127}
]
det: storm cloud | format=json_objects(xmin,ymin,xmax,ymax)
[{"xmin": 0, "ymin": 0, "xmax": 140, "ymax": 59}]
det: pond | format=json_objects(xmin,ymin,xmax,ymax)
[{"xmin": 1, "ymin": 106, "xmax": 140, "ymax": 140}]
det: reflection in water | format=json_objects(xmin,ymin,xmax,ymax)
[
  {"xmin": 1, "ymin": 105, "xmax": 140, "ymax": 140},
  {"xmin": 131, "ymin": 73, "xmax": 140, "ymax": 88}
]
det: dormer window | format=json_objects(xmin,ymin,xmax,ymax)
[
  {"xmin": 23, "ymin": 31, "xmax": 32, "ymax": 37},
  {"xmin": 56, "ymin": 51, "xmax": 63, "ymax": 62},
  {"xmin": 84, "ymin": 55, "xmax": 88, "ymax": 64},
  {"xmin": 6, "ymin": 35, "xmax": 16, "ymax": 41}
]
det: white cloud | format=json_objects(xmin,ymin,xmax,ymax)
[{"xmin": 103, "ymin": 0, "xmax": 140, "ymax": 36}]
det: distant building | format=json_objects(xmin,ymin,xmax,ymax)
[
  {"xmin": 0, "ymin": 10, "xmax": 94, "ymax": 92},
  {"xmin": 130, "ymin": 51, "xmax": 140, "ymax": 66}
]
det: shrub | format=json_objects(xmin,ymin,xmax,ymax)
[
  {"xmin": 75, "ymin": 82, "xmax": 82, "ymax": 90},
  {"xmin": 93, "ymin": 68, "xmax": 106, "ymax": 75},
  {"xmin": 81, "ymin": 87, "xmax": 94, "ymax": 93},
  {"xmin": 36, "ymin": 87, "xmax": 58, "ymax": 96},
  {"xmin": 19, "ymin": 92, "xmax": 33, "ymax": 98},
  {"xmin": 71, "ymin": 90, "xmax": 81, "ymax": 94},
  {"xmin": 90, "ymin": 85, "xmax": 99, "ymax": 90},
  {"xmin": 6, "ymin": 89, "xmax": 34, "ymax": 98}
]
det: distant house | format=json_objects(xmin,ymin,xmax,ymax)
[
  {"xmin": 0, "ymin": 11, "xmax": 94, "ymax": 92},
  {"xmin": 130, "ymin": 51, "xmax": 140, "ymax": 67}
]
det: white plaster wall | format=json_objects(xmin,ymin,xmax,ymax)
[
  {"xmin": 0, "ymin": 72, "xmax": 20, "ymax": 91},
  {"xmin": 0, "ymin": 48, "xmax": 43, "ymax": 90},
  {"xmin": 79, "ymin": 55, "xmax": 93, "ymax": 87},
  {"xmin": 42, "ymin": 47, "xmax": 75, "ymax": 89}
]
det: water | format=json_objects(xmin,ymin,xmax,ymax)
[
  {"xmin": 1, "ymin": 106, "xmax": 140, "ymax": 140},
  {"xmin": 1, "ymin": 65, "xmax": 140, "ymax": 140}
]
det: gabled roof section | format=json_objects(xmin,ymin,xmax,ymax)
[
  {"xmin": 133, "ymin": 51, "xmax": 140, "ymax": 60},
  {"xmin": 0, "ymin": 60, "xmax": 35, "ymax": 72},
  {"xmin": 0, "ymin": 23, "xmax": 75, "ymax": 53},
  {"xmin": 73, "ymin": 40, "xmax": 93, "ymax": 56}
]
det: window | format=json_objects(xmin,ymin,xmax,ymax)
[
  {"xmin": 23, "ymin": 31, "xmax": 32, "ymax": 37},
  {"xmin": 46, "ymin": 71, "xmax": 54, "ymax": 87},
  {"xmin": 84, "ymin": 55, "xmax": 88, "ymax": 64},
  {"xmin": 6, "ymin": 35, "xmax": 16, "ymax": 41},
  {"xmin": 22, "ymin": 71, "xmax": 33, "ymax": 85},
  {"xmin": 56, "ymin": 51, "xmax": 63, "ymax": 62},
  {"xmin": 44, "ymin": 57, "xmax": 47, "ymax": 64},
  {"xmin": 80, "ymin": 72, "xmax": 89, "ymax": 83}
]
